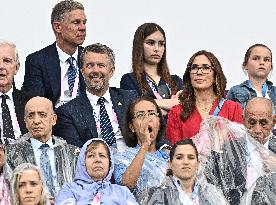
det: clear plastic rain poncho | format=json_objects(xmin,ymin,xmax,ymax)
[
  {"xmin": 241, "ymin": 172, "xmax": 276, "ymax": 205},
  {"xmin": 193, "ymin": 116, "xmax": 276, "ymax": 205},
  {"xmin": 4, "ymin": 133, "xmax": 80, "ymax": 195},
  {"xmin": 137, "ymin": 174, "xmax": 229, "ymax": 205}
]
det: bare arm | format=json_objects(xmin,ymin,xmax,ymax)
[
  {"xmin": 121, "ymin": 145, "xmax": 149, "ymax": 189},
  {"xmin": 121, "ymin": 119, "xmax": 153, "ymax": 189}
]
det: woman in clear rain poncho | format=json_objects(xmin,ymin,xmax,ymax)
[
  {"xmin": 55, "ymin": 138, "xmax": 138, "ymax": 205},
  {"xmin": 137, "ymin": 139, "xmax": 229, "ymax": 205},
  {"xmin": 10, "ymin": 163, "xmax": 50, "ymax": 205},
  {"xmin": 193, "ymin": 116, "xmax": 276, "ymax": 205},
  {"xmin": 114, "ymin": 96, "xmax": 169, "ymax": 196}
]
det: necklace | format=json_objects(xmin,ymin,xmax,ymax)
[{"xmin": 196, "ymin": 99, "xmax": 215, "ymax": 116}]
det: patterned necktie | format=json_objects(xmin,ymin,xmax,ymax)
[
  {"xmin": 97, "ymin": 97, "xmax": 116, "ymax": 147},
  {"xmin": 67, "ymin": 57, "xmax": 78, "ymax": 95},
  {"xmin": 1, "ymin": 94, "xmax": 15, "ymax": 144},
  {"xmin": 39, "ymin": 144, "xmax": 55, "ymax": 196}
]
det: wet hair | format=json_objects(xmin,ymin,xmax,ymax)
[
  {"xmin": 51, "ymin": 0, "xmax": 84, "ymax": 24},
  {"xmin": 166, "ymin": 139, "xmax": 198, "ymax": 176},
  {"xmin": 124, "ymin": 96, "xmax": 165, "ymax": 147},
  {"xmin": 0, "ymin": 39, "xmax": 19, "ymax": 63},
  {"xmin": 132, "ymin": 23, "xmax": 178, "ymax": 96},
  {"xmin": 85, "ymin": 140, "xmax": 111, "ymax": 168},
  {"xmin": 242, "ymin": 43, "xmax": 273, "ymax": 69},
  {"xmin": 11, "ymin": 163, "xmax": 48, "ymax": 205},
  {"xmin": 80, "ymin": 43, "xmax": 115, "ymax": 69},
  {"xmin": 179, "ymin": 50, "xmax": 227, "ymax": 120}
]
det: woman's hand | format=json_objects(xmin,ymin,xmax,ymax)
[
  {"xmin": 171, "ymin": 90, "xmax": 183, "ymax": 99},
  {"xmin": 136, "ymin": 118, "xmax": 152, "ymax": 149}
]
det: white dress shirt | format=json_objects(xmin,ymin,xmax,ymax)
[
  {"xmin": 55, "ymin": 45, "xmax": 80, "ymax": 108},
  {"xmin": 0, "ymin": 86, "xmax": 21, "ymax": 141},
  {"xmin": 86, "ymin": 90, "xmax": 127, "ymax": 151},
  {"xmin": 30, "ymin": 137, "xmax": 60, "ymax": 193},
  {"xmin": 246, "ymin": 135, "xmax": 270, "ymax": 189}
]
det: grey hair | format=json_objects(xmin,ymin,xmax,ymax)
[
  {"xmin": 0, "ymin": 39, "xmax": 19, "ymax": 63},
  {"xmin": 80, "ymin": 43, "xmax": 115, "ymax": 69},
  {"xmin": 11, "ymin": 163, "xmax": 49, "ymax": 205},
  {"xmin": 51, "ymin": 0, "xmax": 84, "ymax": 24}
]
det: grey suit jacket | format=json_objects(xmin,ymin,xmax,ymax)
[
  {"xmin": 4, "ymin": 133, "xmax": 79, "ymax": 193},
  {"xmin": 205, "ymin": 135, "xmax": 276, "ymax": 205}
]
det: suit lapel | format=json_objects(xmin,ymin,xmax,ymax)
[
  {"xmin": 78, "ymin": 95, "xmax": 98, "ymax": 139},
  {"xmin": 53, "ymin": 145, "xmax": 65, "ymax": 187},
  {"xmin": 110, "ymin": 88, "xmax": 125, "ymax": 133},
  {"xmin": 268, "ymin": 135, "xmax": 276, "ymax": 154},
  {"xmin": 12, "ymin": 89, "xmax": 27, "ymax": 134},
  {"xmin": 77, "ymin": 46, "xmax": 86, "ymax": 95},
  {"xmin": 46, "ymin": 43, "xmax": 61, "ymax": 103},
  {"xmin": 14, "ymin": 141, "xmax": 37, "ymax": 168}
]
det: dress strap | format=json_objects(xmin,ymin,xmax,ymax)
[{"xmin": 213, "ymin": 98, "xmax": 226, "ymax": 116}]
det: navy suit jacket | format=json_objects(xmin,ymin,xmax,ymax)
[
  {"xmin": 12, "ymin": 88, "xmax": 30, "ymax": 135},
  {"xmin": 22, "ymin": 42, "xmax": 86, "ymax": 106},
  {"xmin": 120, "ymin": 72, "xmax": 183, "ymax": 98},
  {"xmin": 53, "ymin": 87, "xmax": 138, "ymax": 147}
]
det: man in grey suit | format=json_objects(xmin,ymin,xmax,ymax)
[
  {"xmin": 53, "ymin": 43, "xmax": 137, "ymax": 150},
  {"xmin": 22, "ymin": 0, "xmax": 87, "ymax": 107},
  {"xmin": 5, "ymin": 97, "xmax": 79, "ymax": 200},
  {"xmin": 204, "ymin": 97, "xmax": 276, "ymax": 205}
]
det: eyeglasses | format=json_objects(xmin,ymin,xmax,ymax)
[
  {"xmin": 133, "ymin": 110, "xmax": 159, "ymax": 120},
  {"xmin": 190, "ymin": 64, "xmax": 213, "ymax": 74}
]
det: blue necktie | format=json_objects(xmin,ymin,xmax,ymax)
[
  {"xmin": 1, "ymin": 94, "xmax": 15, "ymax": 144},
  {"xmin": 97, "ymin": 97, "xmax": 116, "ymax": 147},
  {"xmin": 67, "ymin": 57, "xmax": 79, "ymax": 95},
  {"xmin": 39, "ymin": 144, "xmax": 55, "ymax": 196}
]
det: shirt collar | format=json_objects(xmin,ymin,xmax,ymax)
[
  {"xmin": 30, "ymin": 136, "xmax": 55, "ymax": 151},
  {"xmin": 86, "ymin": 89, "xmax": 112, "ymax": 106},
  {"xmin": 264, "ymin": 133, "xmax": 272, "ymax": 149},
  {"xmin": 247, "ymin": 133, "xmax": 271, "ymax": 152},
  {"xmin": 172, "ymin": 175, "xmax": 199, "ymax": 200},
  {"xmin": 56, "ymin": 44, "xmax": 79, "ymax": 64},
  {"xmin": 241, "ymin": 80, "xmax": 273, "ymax": 89},
  {"xmin": 0, "ymin": 85, "xmax": 13, "ymax": 99}
]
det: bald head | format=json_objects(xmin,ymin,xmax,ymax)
[
  {"xmin": 24, "ymin": 97, "xmax": 57, "ymax": 142},
  {"xmin": 243, "ymin": 97, "xmax": 276, "ymax": 144},
  {"xmin": 25, "ymin": 97, "xmax": 54, "ymax": 115}
]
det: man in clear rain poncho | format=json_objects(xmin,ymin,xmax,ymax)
[
  {"xmin": 193, "ymin": 97, "xmax": 276, "ymax": 205},
  {"xmin": 4, "ymin": 97, "xmax": 79, "ymax": 202}
]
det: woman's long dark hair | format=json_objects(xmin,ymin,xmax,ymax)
[
  {"xmin": 179, "ymin": 50, "xmax": 227, "ymax": 121},
  {"xmin": 132, "ymin": 23, "xmax": 178, "ymax": 96}
]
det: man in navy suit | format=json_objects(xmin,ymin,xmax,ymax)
[
  {"xmin": 22, "ymin": 0, "xmax": 87, "ymax": 108},
  {"xmin": 0, "ymin": 40, "xmax": 30, "ymax": 144},
  {"xmin": 53, "ymin": 43, "xmax": 137, "ymax": 150}
]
